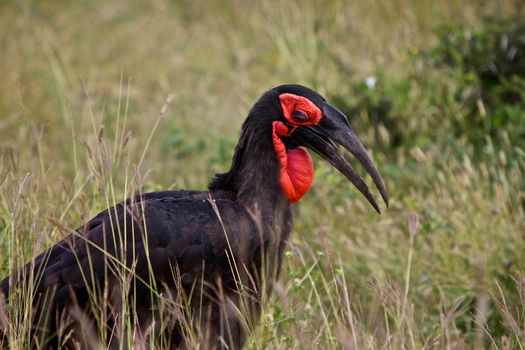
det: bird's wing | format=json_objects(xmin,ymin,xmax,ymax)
[{"xmin": 0, "ymin": 190, "xmax": 261, "ymax": 306}]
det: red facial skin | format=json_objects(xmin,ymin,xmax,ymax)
[{"xmin": 272, "ymin": 94, "xmax": 322, "ymax": 202}]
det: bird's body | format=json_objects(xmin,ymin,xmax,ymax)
[
  {"xmin": 0, "ymin": 85, "xmax": 387, "ymax": 349},
  {"xmin": 5, "ymin": 189, "xmax": 287, "ymax": 348}
]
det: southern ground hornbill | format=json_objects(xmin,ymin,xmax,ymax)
[{"xmin": 0, "ymin": 85, "xmax": 388, "ymax": 349}]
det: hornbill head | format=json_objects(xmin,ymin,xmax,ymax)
[{"xmin": 264, "ymin": 84, "xmax": 389, "ymax": 213}]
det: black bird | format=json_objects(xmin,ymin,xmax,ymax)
[{"xmin": 0, "ymin": 85, "xmax": 388, "ymax": 349}]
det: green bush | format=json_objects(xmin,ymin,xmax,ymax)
[
  {"xmin": 430, "ymin": 16, "xmax": 525, "ymax": 153},
  {"xmin": 329, "ymin": 15, "xmax": 525, "ymax": 160}
]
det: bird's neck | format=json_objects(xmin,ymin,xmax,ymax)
[
  {"xmin": 210, "ymin": 123, "xmax": 283, "ymax": 204},
  {"xmin": 209, "ymin": 112, "xmax": 293, "ymax": 281},
  {"xmin": 209, "ymin": 113, "xmax": 295, "ymax": 222}
]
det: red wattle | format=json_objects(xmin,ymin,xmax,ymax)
[
  {"xmin": 280, "ymin": 147, "xmax": 313, "ymax": 202},
  {"xmin": 272, "ymin": 121, "xmax": 314, "ymax": 202}
]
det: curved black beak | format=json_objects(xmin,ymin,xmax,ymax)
[{"xmin": 290, "ymin": 103, "xmax": 389, "ymax": 213}]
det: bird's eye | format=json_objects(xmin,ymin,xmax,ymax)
[{"xmin": 292, "ymin": 110, "xmax": 308, "ymax": 122}]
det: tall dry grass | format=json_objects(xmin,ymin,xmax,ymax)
[{"xmin": 0, "ymin": 0, "xmax": 524, "ymax": 349}]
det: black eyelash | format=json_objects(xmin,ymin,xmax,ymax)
[{"xmin": 292, "ymin": 110, "xmax": 308, "ymax": 121}]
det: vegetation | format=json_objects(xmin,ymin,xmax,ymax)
[{"xmin": 0, "ymin": 0, "xmax": 524, "ymax": 348}]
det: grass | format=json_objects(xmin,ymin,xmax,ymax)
[{"xmin": 0, "ymin": 0, "xmax": 524, "ymax": 348}]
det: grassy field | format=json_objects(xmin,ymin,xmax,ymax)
[{"xmin": 0, "ymin": 0, "xmax": 524, "ymax": 349}]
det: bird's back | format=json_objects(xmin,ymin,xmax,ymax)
[{"xmin": 0, "ymin": 189, "xmax": 271, "ymax": 348}]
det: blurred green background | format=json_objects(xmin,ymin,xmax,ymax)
[{"xmin": 0, "ymin": 0, "xmax": 524, "ymax": 349}]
